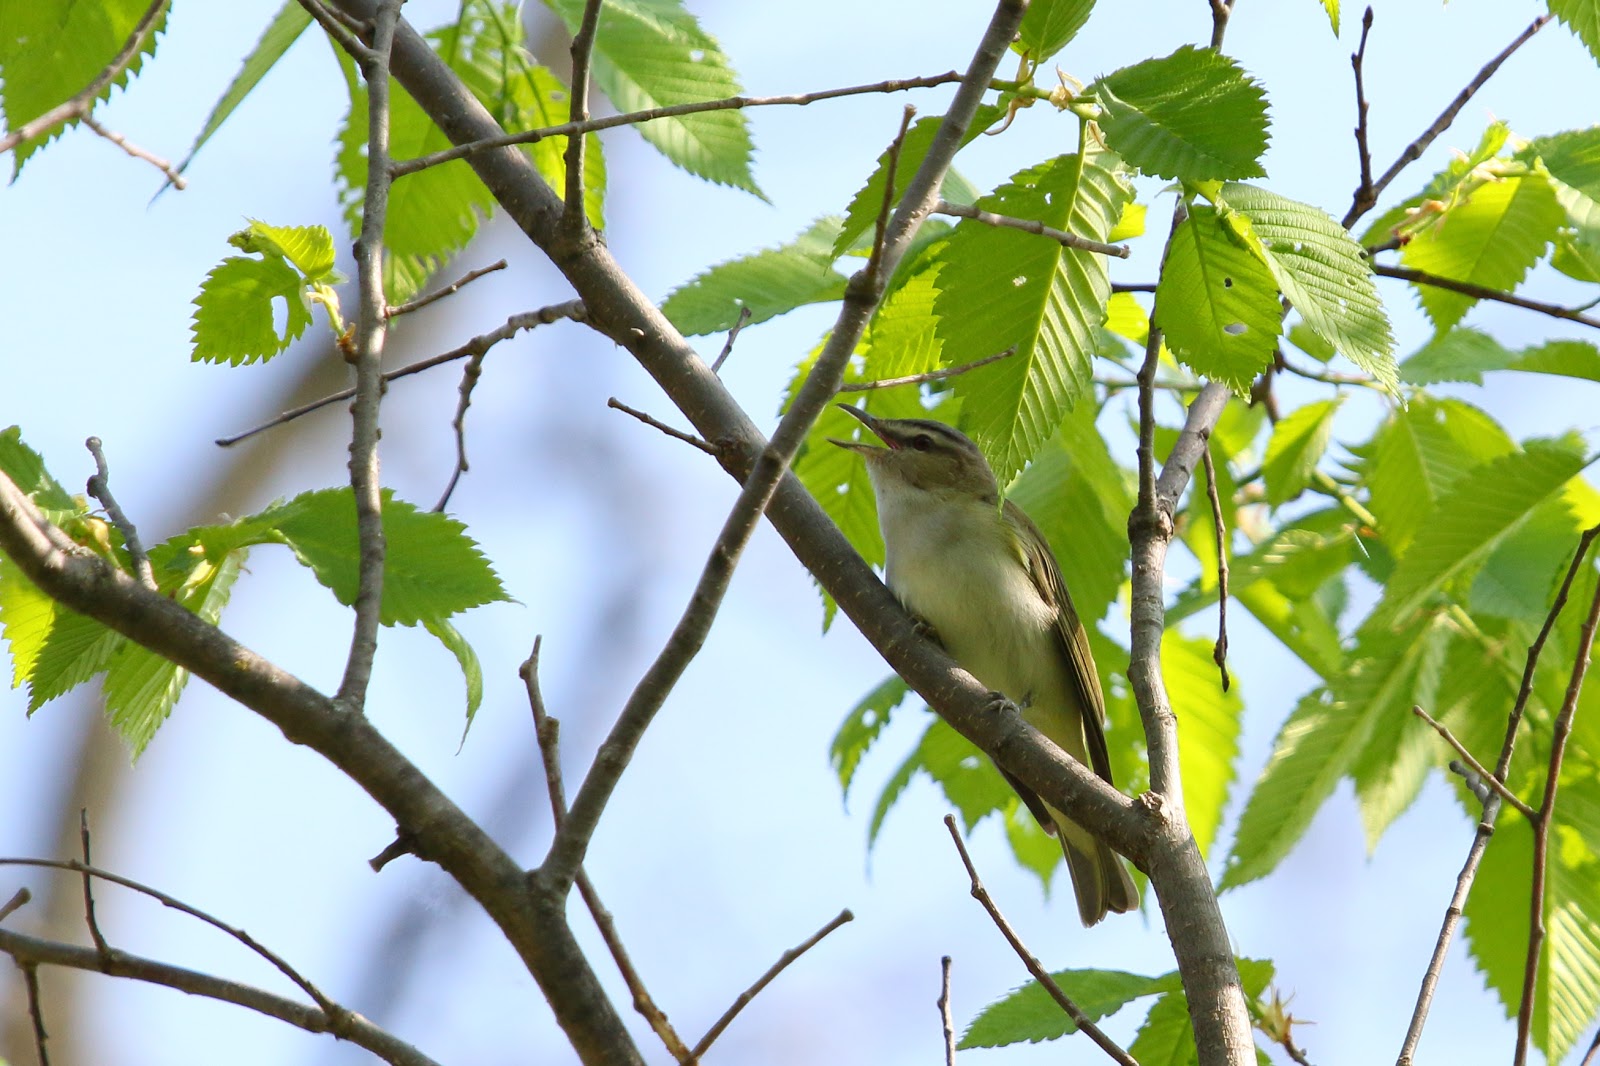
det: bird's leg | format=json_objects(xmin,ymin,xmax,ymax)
[{"xmin": 909, "ymin": 614, "xmax": 945, "ymax": 649}]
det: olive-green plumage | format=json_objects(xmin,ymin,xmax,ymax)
[{"xmin": 831, "ymin": 405, "xmax": 1136, "ymax": 926}]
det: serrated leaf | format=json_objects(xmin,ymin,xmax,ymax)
[
  {"xmin": 0, "ymin": 0, "xmax": 168, "ymax": 175},
  {"xmin": 1531, "ymin": 126, "xmax": 1600, "ymax": 201},
  {"xmin": 1373, "ymin": 439, "xmax": 1592, "ymax": 630},
  {"xmin": 961, "ymin": 969, "xmax": 1181, "ymax": 1049},
  {"xmin": 1087, "ymin": 46, "xmax": 1270, "ymax": 182},
  {"xmin": 0, "ymin": 554, "xmax": 119, "ymax": 708},
  {"xmin": 1470, "ymin": 494, "xmax": 1586, "ymax": 624},
  {"xmin": 173, "ymin": 2, "xmax": 313, "ymax": 182},
  {"xmin": 1164, "ymin": 632, "xmax": 1241, "ymax": 858},
  {"xmin": 1550, "ymin": 0, "xmax": 1600, "ymax": 67},
  {"xmin": 1400, "ymin": 171, "xmax": 1565, "ymax": 331},
  {"xmin": 189, "ymin": 255, "xmax": 312, "ymax": 365},
  {"xmin": 1015, "ymin": 0, "xmax": 1095, "ymax": 62},
  {"xmin": 833, "ymin": 107, "xmax": 1002, "ymax": 258},
  {"xmin": 1218, "ymin": 183, "xmax": 1396, "ymax": 389},
  {"xmin": 544, "ymin": 0, "xmax": 758, "ymax": 194},
  {"xmin": 232, "ymin": 219, "xmax": 338, "ymax": 282},
  {"xmin": 939, "ymin": 146, "xmax": 1132, "ymax": 481},
  {"xmin": 257, "ymin": 488, "xmax": 509, "ymax": 627},
  {"xmin": 0, "ymin": 427, "xmax": 81, "ymax": 524},
  {"xmin": 1398, "ymin": 326, "xmax": 1513, "ymax": 385},
  {"xmin": 1509, "ymin": 339, "xmax": 1600, "ymax": 383},
  {"xmin": 1154, "ymin": 206, "xmax": 1281, "ymax": 391},
  {"xmin": 661, "ymin": 216, "xmax": 847, "ymax": 335},
  {"xmin": 1261, "ymin": 397, "xmax": 1343, "ymax": 506},
  {"xmin": 830, "ymin": 675, "xmax": 910, "ymax": 801}
]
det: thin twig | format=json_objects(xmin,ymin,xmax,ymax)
[
  {"xmin": 0, "ymin": 924, "xmax": 436, "ymax": 1066},
  {"xmin": 216, "ymin": 301, "xmax": 586, "ymax": 446},
  {"xmin": 1349, "ymin": 13, "xmax": 1551, "ymax": 228},
  {"xmin": 386, "ymin": 259, "xmax": 507, "ymax": 317},
  {"xmin": 942, "ymin": 817, "xmax": 1137, "ymax": 1066},
  {"xmin": 84, "ymin": 436, "xmax": 155, "ymax": 590},
  {"xmin": 79, "ymin": 811, "xmax": 110, "ymax": 958},
  {"xmin": 934, "ymin": 199, "xmax": 1130, "ymax": 258},
  {"xmin": 837, "ymin": 347, "xmax": 1017, "ymax": 392},
  {"xmin": 1410, "ymin": 706, "xmax": 1535, "ymax": 819},
  {"xmin": 520, "ymin": 637, "xmax": 568, "ymax": 824},
  {"xmin": 1201, "ymin": 443, "xmax": 1230, "ymax": 693},
  {"xmin": 432, "ymin": 348, "xmax": 486, "ymax": 512},
  {"xmin": 1343, "ymin": 8, "xmax": 1377, "ymax": 226},
  {"xmin": 710, "ymin": 306, "xmax": 753, "ymax": 374},
  {"xmin": 1208, "ymin": 0, "xmax": 1234, "ymax": 50},
  {"xmin": 939, "ymin": 956, "xmax": 957, "ymax": 1066},
  {"xmin": 1579, "ymin": 1026, "xmax": 1600, "ymax": 1066},
  {"xmin": 296, "ymin": 0, "xmax": 371, "ymax": 64},
  {"xmin": 866, "ymin": 108, "xmax": 917, "ymax": 281},
  {"xmin": 23, "ymin": 961, "xmax": 50, "ymax": 1066},
  {"xmin": 1372, "ymin": 263, "xmax": 1600, "ymax": 331},
  {"xmin": 334, "ymin": 0, "xmax": 403, "ymax": 712},
  {"xmin": 690, "ymin": 909, "xmax": 856, "ymax": 1060},
  {"xmin": 0, "ymin": 887, "xmax": 29, "ymax": 924},
  {"xmin": 1516, "ymin": 537, "xmax": 1600, "ymax": 1066},
  {"xmin": 607, "ymin": 399, "xmax": 718, "ymax": 456},
  {"xmin": 1396, "ymin": 526, "xmax": 1600, "ymax": 1065},
  {"xmin": 562, "ymin": 0, "xmax": 604, "ymax": 232},
  {"xmin": 390, "ymin": 72, "xmax": 965, "ymax": 178},
  {"xmin": 79, "ymin": 115, "xmax": 186, "ymax": 188},
  {"xmin": 0, "ymin": 0, "xmax": 169, "ymax": 155}
]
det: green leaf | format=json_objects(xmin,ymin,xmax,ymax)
[
  {"xmin": 1470, "ymin": 494, "xmax": 1585, "ymax": 625},
  {"xmin": 1164, "ymin": 632, "xmax": 1241, "ymax": 859},
  {"xmin": 544, "ymin": 0, "xmax": 759, "ymax": 194},
  {"xmin": 939, "ymin": 145, "xmax": 1132, "ymax": 481},
  {"xmin": 426, "ymin": 618, "xmax": 484, "ymax": 738},
  {"xmin": 961, "ymin": 969, "xmax": 1181, "ymax": 1048},
  {"xmin": 1400, "ymin": 170, "xmax": 1565, "ymax": 331},
  {"xmin": 257, "ymin": 488, "xmax": 509, "ymax": 626},
  {"xmin": 174, "ymin": 2, "xmax": 313, "ymax": 181},
  {"xmin": 1128, "ymin": 960, "xmax": 1276, "ymax": 1066},
  {"xmin": 661, "ymin": 216, "xmax": 848, "ymax": 335},
  {"xmin": 1360, "ymin": 122, "xmax": 1512, "ymax": 248},
  {"xmin": 1086, "ymin": 46, "xmax": 1270, "ymax": 182},
  {"xmin": 1530, "ymin": 126, "xmax": 1600, "ymax": 202},
  {"xmin": 1398, "ymin": 326, "xmax": 1513, "ymax": 386},
  {"xmin": 830, "ymin": 675, "xmax": 910, "ymax": 801},
  {"xmin": 0, "ymin": 0, "xmax": 168, "ymax": 175},
  {"xmin": 1015, "ymin": 0, "xmax": 1095, "ymax": 63},
  {"xmin": 832, "ymin": 107, "xmax": 1002, "ymax": 258},
  {"xmin": 1550, "ymin": 0, "xmax": 1600, "ymax": 67},
  {"xmin": 1261, "ymin": 397, "xmax": 1343, "ymax": 507},
  {"xmin": 1372, "ymin": 439, "xmax": 1592, "ymax": 630},
  {"xmin": 1153, "ymin": 206, "xmax": 1282, "ymax": 391},
  {"xmin": 1508, "ymin": 339, "xmax": 1600, "ymax": 383},
  {"xmin": 1286, "ymin": 320, "xmax": 1336, "ymax": 363},
  {"xmin": 0, "ymin": 427, "xmax": 82, "ymax": 524},
  {"xmin": 189, "ymin": 255, "xmax": 313, "ymax": 365},
  {"xmin": 1218, "ymin": 183, "xmax": 1396, "ymax": 389},
  {"xmin": 231, "ymin": 219, "xmax": 338, "ymax": 282},
  {"xmin": 1318, "ymin": 0, "xmax": 1340, "ymax": 33},
  {"xmin": 0, "ymin": 555, "xmax": 119, "ymax": 710}
]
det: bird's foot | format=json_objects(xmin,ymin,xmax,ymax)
[{"xmin": 910, "ymin": 615, "xmax": 945, "ymax": 649}]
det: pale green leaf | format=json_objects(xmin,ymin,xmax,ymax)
[
  {"xmin": 661, "ymin": 216, "xmax": 847, "ymax": 335},
  {"xmin": 0, "ymin": 427, "xmax": 81, "ymax": 523},
  {"xmin": 544, "ymin": 0, "xmax": 759, "ymax": 194},
  {"xmin": 961, "ymin": 969, "xmax": 1180, "ymax": 1048},
  {"xmin": 830, "ymin": 675, "xmax": 911, "ymax": 801},
  {"xmin": 424, "ymin": 617, "xmax": 484, "ymax": 739},
  {"xmin": 1154, "ymin": 206, "xmax": 1281, "ymax": 391},
  {"xmin": 939, "ymin": 146, "xmax": 1132, "ymax": 481},
  {"xmin": 1219, "ymin": 183, "xmax": 1396, "ymax": 389},
  {"xmin": 1359, "ymin": 122, "xmax": 1511, "ymax": 248},
  {"xmin": 1015, "ymin": 0, "xmax": 1095, "ymax": 62},
  {"xmin": 1286, "ymin": 320, "xmax": 1335, "ymax": 363},
  {"xmin": 1234, "ymin": 573, "xmax": 1346, "ymax": 681},
  {"xmin": 174, "ymin": 2, "xmax": 313, "ymax": 181},
  {"xmin": 862, "ymin": 264, "xmax": 944, "ymax": 379},
  {"xmin": 1399, "ymin": 326, "xmax": 1513, "ymax": 386},
  {"xmin": 1400, "ymin": 171, "xmax": 1565, "ymax": 331},
  {"xmin": 1087, "ymin": 46, "xmax": 1270, "ymax": 181},
  {"xmin": 1470, "ymin": 495, "xmax": 1585, "ymax": 624},
  {"xmin": 1549, "ymin": 0, "xmax": 1600, "ymax": 67},
  {"xmin": 1261, "ymin": 397, "xmax": 1343, "ymax": 507},
  {"xmin": 1319, "ymin": 0, "xmax": 1340, "ymax": 34},
  {"xmin": 232, "ymin": 219, "xmax": 337, "ymax": 281},
  {"xmin": 1509, "ymin": 339, "xmax": 1600, "ymax": 383},
  {"xmin": 189, "ymin": 255, "xmax": 312, "ymax": 365},
  {"xmin": 1530, "ymin": 126, "xmax": 1600, "ymax": 202},
  {"xmin": 1163, "ymin": 632, "xmax": 1241, "ymax": 859}
]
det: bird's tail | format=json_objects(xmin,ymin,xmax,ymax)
[{"xmin": 1059, "ymin": 822, "xmax": 1138, "ymax": 927}]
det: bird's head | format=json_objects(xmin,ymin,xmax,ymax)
[{"xmin": 828, "ymin": 404, "xmax": 999, "ymax": 500}]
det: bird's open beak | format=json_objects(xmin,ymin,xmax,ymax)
[{"xmin": 827, "ymin": 403, "xmax": 891, "ymax": 454}]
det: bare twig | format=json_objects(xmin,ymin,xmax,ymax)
[
  {"xmin": 939, "ymin": 956, "xmax": 957, "ymax": 1066},
  {"xmin": 1208, "ymin": 0, "xmax": 1234, "ymax": 50},
  {"xmin": 1348, "ymin": 13, "xmax": 1552, "ymax": 228},
  {"xmin": 391, "ymin": 72, "xmax": 966, "ymax": 178},
  {"xmin": 1516, "ymin": 536, "xmax": 1600, "ymax": 1066},
  {"xmin": 1372, "ymin": 263, "xmax": 1600, "ymax": 331},
  {"xmin": 710, "ymin": 306, "xmax": 754, "ymax": 374},
  {"xmin": 84, "ymin": 436, "xmax": 154, "ymax": 590},
  {"xmin": 296, "ymin": 0, "xmax": 371, "ymax": 64},
  {"xmin": 1343, "ymin": 8, "xmax": 1377, "ymax": 226},
  {"xmin": 0, "ymin": 888, "xmax": 30, "ymax": 924},
  {"xmin": 690, "ymin": 909, "xmax": 856, "ymax": 1060},
  {"xmin": 0, "ymin": 924, "xmax": 437, "ymax": 1066},
  {"xmin": 607, "ymin": 398, "xmax": 718, "ymax": 456},
  {"xmin": 386, "ymin": 259, "xmax": 507, "ymax": 318},
  {"xmin": 1579, "ymin": 1026, "xmax": 1600, "ymax": 1066},
  {"xmin": 866, "ymin": 108, "xmax": 917, "ymax": 281},
  {"xmin": 1397, "ymin": 526, "xmax": 1600, "ymax": 1065},
  {"xmin": 520, "ymin": 637, "xmax": 568, "ymax": 824},
  {"xmin": 562, "ymin": 0, "xmax": 604, "ymax": 233},
  {"xmin": 334, "ymin": 0, "xmax": 403, "ymax": 712},
  {"xmin": 0, "ymin": 0, "xmax": 169, "ymax": 155},
  {"xmin": 23, "ymin": 960, "xmax": 50, "ymax": 1066},
  {"xmin": 78, "ymin": 811, "xmax": 110, "ymax": 958},
  {"xmin": 1201, "ymin": 443, "xmax": 1230, "ymax": 692},
  {"xmin": 79, "ymin": 114, "xmax": 186, "ymax": 188},
  {"xmin": 837, "ymin": 347, "xmax": 1017, "ymax": 392},
  {"xmin": 1410, "ymin": 706, "xmax": 1535, "ymax": 819},
  {"xmin": 942, "ymin": 817, "xmax": 1136, "ymax": 1066},
  {"xmin": 216, "ymin": 301, "xmax": 586, "ymax": 447},
  {"xmin": 432, "ymin": 348, "xmax": 487, "ymax": 512},
  {"xmin": 933, "ymin": 199, "xmax": 1131, "ymax": 258}
]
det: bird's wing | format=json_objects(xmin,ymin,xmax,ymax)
[{"xmin": 1004, "ymin": 499, "xmax": 1116, "ymax": 785}]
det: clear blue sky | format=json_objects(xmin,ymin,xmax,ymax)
[{"xmin": 3, "ymin": 1, "xmax": 1599, "ymax": 1063}]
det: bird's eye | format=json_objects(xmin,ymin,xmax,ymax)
[{"xmin": 911, "ymin": 434, "xmax": 932, "ymax": 452}]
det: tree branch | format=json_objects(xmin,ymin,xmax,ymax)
[
  {"xmin": 933, "ymin": 199, "xmax": 1130, "ymax": 258},
  {"xmin": 83, "ymin": 436, "xmax": 154, "ymax": 591},
  {"xmin": 386, "ymin": 258, "xmax": 506, "ymax": 318},
  {"xmin": 562, "ymin": 0, "xmax": 604, "ymax": 234},
  {"xmin": 1372, "ymin": 263, "xmax": 1600, "ymax": 331}
]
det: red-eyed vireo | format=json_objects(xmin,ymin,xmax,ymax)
[{"xmin": 831, "ymin": 404, "xmax": 1137, "ymax": 926}]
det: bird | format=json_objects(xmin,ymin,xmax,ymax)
[{"xmin": 830, "ymin": 403, "xmax": 1137, "ymax": 925}]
